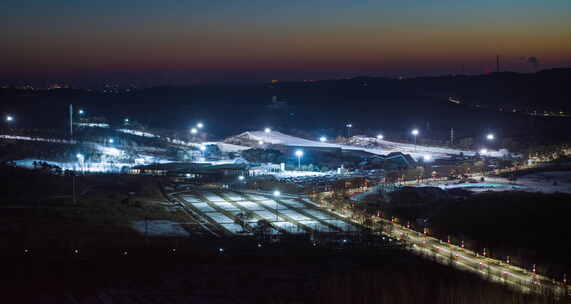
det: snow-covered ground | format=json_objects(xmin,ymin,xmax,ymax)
[
  {"xmin": 229, "ymin": 130, "xmax": 508, "ymax": 160},
  {"xmin": 1, "ymin": 134, "xmax": 76, "ymax": 144},
  {"xmin": 15, "ymin": 159, "xmax": 135, "ymax": 173},
  {"xmin": 414, "ymin": 172, "xmax": 571, "ymax": 194}
]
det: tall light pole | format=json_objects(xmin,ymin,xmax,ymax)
[
  {"xmin": 69, "ymin": 105, "xmax": 74, "ymax": 138},
  {"xmin": 73, "ymin": 153, "xmax": 84, "ymax": 205},
  {"xmin": 411, "ymin": 129, "xmax": 419, "ymax": 151},
  {"xmin": 295, "ymin": 150, "xmax": 303, "ymax": 170},
  {"xmin": 346, "ymin": 123, "xmax": 352, "ymax": 138},
  {"xmin": 273, "ymin": 190, "xmax": 281, "ymax": 221}
]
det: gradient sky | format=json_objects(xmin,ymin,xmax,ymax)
[{"xmin": 1, "ymin": 0, "xmax": 570, "ymax": 85}]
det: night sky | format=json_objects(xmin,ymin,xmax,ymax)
[{"xmin": 1, "ymin": 0, "xmax": 570, "ymax": 85}]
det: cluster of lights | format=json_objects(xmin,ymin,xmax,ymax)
[{"xmin": 190, "ymin": 122, "xmax": 204, "ymax": 135}]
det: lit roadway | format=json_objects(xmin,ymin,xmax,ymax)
[{"xmin": 312, "ymin": 197, "xmax": 568, "ymax": 297}]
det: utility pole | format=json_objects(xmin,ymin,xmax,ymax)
[{"xmin": 69, "ymin": 104, "xmax": 73, "ymax": 139}]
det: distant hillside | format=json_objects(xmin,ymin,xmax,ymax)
[{"xmin": 1, "ymin": 69, "xmax": 570, "ymax": 143}]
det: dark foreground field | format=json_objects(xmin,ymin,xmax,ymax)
[{"xmin": 1, "ymin": 242, "xmax": 563, "ymax": 304}]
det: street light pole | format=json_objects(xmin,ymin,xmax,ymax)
[
  {"xmin": 346, "ymin": 123, "xmax": 352, "ymax": 138},
  {"xmin": 273, "ymin": 190, "xmax": 280, "ymax": 221},
  {"xmin": 295, "ymin": 150, "xmax": 303, "ymax": 170},
  {"xmin": 69, "ymin": 104, "xmax": 73, "ymax": 139},
  {"xmin": 411, "ymin": 129, "xmax": 419, "ymax": 152}
]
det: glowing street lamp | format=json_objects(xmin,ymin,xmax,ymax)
[
  {"xmin": 258, "ymin": 140, "xmax": 264, "ymax": 146},
  {"xmin": 108, "ymin": 138, "xmax": 114, "ymax": 144},
  {"xmin": 238, "ymin": 175, "xmax": 245, "ymax": 181},
  {"xmin": 295, "ymin": 150, "xmax": 304, "ymax": 169},
  {"xmin": 319, "ymin": 136, "xmax": 327, "ymax": 142},
  {"xmin": 480, "ymin": 148, "xmax": 488, "ymax": 155},
  {"xmin": 377, "ymin": 134, "xmax": 384, "ymax": 140},
  {"xmin": 273, "ymin": 190, "xmax": 281, "ymax": 197},
  {"xmin": 5, "ymin": 115, "xmax": 14, "ymax": 122},
  {"xmin": 411, "ymin": 129, "xmax": 419, "ymax": 151},
  {"xmin": 264, "ymin": 127, "xmax": 271, "ymax": 133},
  {"xmin": 124, "ymin": 118, "xmax": 129, "ymax": 124},
  {"xmin": 190, "ymin": 128, "xmax": 198, "ymax": 135},
  {"xmin": 197, "ymin": 122, "xmax": 204, "ymax": 129},
  {"xmin": 486, "ymin": 133, "xmax": 495, "ymax": 141},
  {"xmin": 78, "ymin": 109, "xmax": 85, "ymax": 115},
  {"xmin": 423, "ymin": 154, "xmax": 432, "ymax": 162}
]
